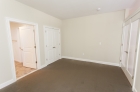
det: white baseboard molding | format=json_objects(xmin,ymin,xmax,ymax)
[
  {"xmin": 133, "ymin": 88, "xmax": 138, "ymax": 92},
  {"xmin": 14, "ymin": 60, "xmax": 22, "ymax": 63},
  {"xmin": 0, "ymin": 79, "xmax": 15, "ymax": 89},
  {"xmin": 0, "ymin": 64, "xmax": 47, "ymax": 90},
  {"xmin": 62, "ymin": 56, "xmax": 120, "ymax": 67},
  {"xmin": 40, "ymin": 58, "xmax": 62, "ymax": 69},
  {"xmin": 40, "ymin": 64, "xmax": 48, "ymax": 69}
]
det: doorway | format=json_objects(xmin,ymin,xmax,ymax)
[
  {"xmin": 6, "ymin": 18, "xmax": 41, "ymax": 80},
  {"xmin": 10, "ymin": 22, "xmax": 37, "ymax": 78}
]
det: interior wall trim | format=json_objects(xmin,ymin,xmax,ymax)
[
  {"xmin": 62, "ymin": 56, "xmax": 120, "ymax": 67},
  {"xmin": 0, "ymin": 62, "xmax": 47, "ymax": 90},
  {"xmin": 40, "ymin": 63, "xmax": 48, "ymax": 69},
  {"xmin": 0, "ymin": 79, "xmax": 14, "ymax": 89},
  {"xmin": 134, "ymin": 88, "xmax": 138, "ymax": 92},
  {"xmin": 0, "ymin": 17, "xmax": 42, "ymax": 90},
  {"xmin": 125, "ymin": 7, "xmax": 140, "ymax": 21}
]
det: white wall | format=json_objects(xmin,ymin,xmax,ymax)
[
  {"xmin": 0, "ymin": 0, "xmax": 62, "ymax": 86},
  {"xmin": 10, "ymin": 22, "xmax": 26, "ymax": 62},
  {"xmin": 62, "ymin": 10, "xmax": 124, "ymax": 64}
]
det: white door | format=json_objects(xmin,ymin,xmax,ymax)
[
  {"xmin": 53, "ymin": 29, "xmax": 61, "ymax": 62},
  {"xmin": 45, "ymin": 28, "xmax": 54, "ymax": 64},
  {"xmin": 44, "ymin": 27, "xmax": 61, "ymax": 65},
  {"xmin": 19, "ymin": 26, "xmax": 37, "ymax": 69},
  {"xmin": 127, "ymin": 20, "xmax": 139, "ymax": 77},
  {"xmin": 121, "ymin": 24, "xmax": 130, "ymax": 67}
]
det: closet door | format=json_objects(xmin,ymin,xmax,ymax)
[
  {"xmin": 127, "ymin": 20, "xmax": 139, "ymax": 77},
  {"xmin": 122, "ymin": 24, "xmax": 130, "ymax": 67},
  {"xmin": 45, "ymin": 28, "xmax": 55, "ymax": 64},
  {"xmin": 53, "ymin": 29, "xmax": 61, "ymax": 62},
  {"xmin": 44, "ymin": 27, "xmax": 61, "ymax": 65}
]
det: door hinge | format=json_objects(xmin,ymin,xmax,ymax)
[
  {"xmin": 122, "ymin": 44, "xmax": 123, "ymax": 46},
  {"xmin": 34, "ymin": 46, "xmax": 36, "ymax": 48},
  {"xmin": 36, "ymin": 61, "xmax": 37, "ymax": 63}
]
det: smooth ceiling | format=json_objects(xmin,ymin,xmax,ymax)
[{"xmin": 16, "ymin": 0, "xmax": 136, "ymax": 19}]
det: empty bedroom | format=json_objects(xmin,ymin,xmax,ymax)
[{"xmin": 0, "ymin": 0, "xmax": 140, "ymax": 92}]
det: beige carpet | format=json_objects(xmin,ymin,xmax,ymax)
[
  {"xmin": 0, "ymin": 59, "xmax": 132, "ymax": 92},
  {"xmin": 15, "ymin": 61, "xmax": 35, "ymax": 78}
]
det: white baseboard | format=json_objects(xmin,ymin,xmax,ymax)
[
  {"xmin": 62, "ymin": 56, "xmax": 120, "ymax": 67},
  {"xmin": 40, "ymin": 58, "xmax": 62, "ymax": 69},
  {"xmin": 133, "ymin": 88, "xmax": 138, "ymax": 92},
  {"xmin": 0, "ymin": 64, "xmax": 46, "ymax": 90},
  {"xmin": 40, "ymin": 64, "xmax": 48, "ymax": 69},
  {"xmin": 0, "ymin": 79, "xmax": 15, "ymax": 89}
]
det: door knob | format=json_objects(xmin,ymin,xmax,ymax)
[
  {"xmin": 125, "ymin": 51, "xmax": 128, "ymax": 53},
  {"xmin": 53, "ymin": 47, "xmax": 56, "ymax": 48}
]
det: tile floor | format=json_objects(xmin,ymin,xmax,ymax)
[{"xmin": 15, "ymin": 61, "xmax": 35, "ymax": 78}]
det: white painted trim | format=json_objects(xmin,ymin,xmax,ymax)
[
  {"xmin": 126, "ymin": 7, "xmax": 140, "ymax": 21},
  {"xmin": 0, "ymin": 79, "xmax": 15, "ymax": 89},
  {"xmin": 132, "ymin": 20, "xmax": 140, "ymax": 91},
  {"xmin": 6, "ymin": 17, "xmax": 41, "ymax": 69},
  {"xmin": 121, "ymin": 64, "xmax": 133, "ymax": 85},
  {"xmin": 2, "ymin": 17, "xmax": 42, "ymax": 89},
  {"xmin": 0, "ymin": 68, "xmax": 41, "ymax": 90},
  {"xmin": 5, "ymin": 18, "xmax": 17, "ymax": 81},
  {"xmin": 43, "ymin": 25, "xmax": 60, "ymax": 30},
  {"xmin": 62, "ymin": 56, "xmax": 120, "ymax": 67},
  {"xmin": 133, "ymin": 88, "xmax": 138, "ymax": 92},
  {"xmin": 17, "ymin": 70, "xmax": 38, "ymax": 80},
  {"xmin": 40, "ymin": 63, "xmax": 48, "ymax": 69}
]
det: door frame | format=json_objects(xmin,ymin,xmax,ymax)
[
  {"xmin": 43, "ymin": 25, "xmax": 61, "ymax": 66},
  {"xmin": 132, "ymin": 19, "xmax": 140, "ymax": 91},
  {"xmin": 5, "ymin": 17, "xmax": 41, "ymax": 81}
]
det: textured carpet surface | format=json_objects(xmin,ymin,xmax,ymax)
[{"xmin": 0, "ymin": 59, "xmax": 132, "ymax": 92}]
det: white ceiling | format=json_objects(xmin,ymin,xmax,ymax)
[{"xmin": 16, "ymin": 0, "xmax": 136, "ymax": 19}]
